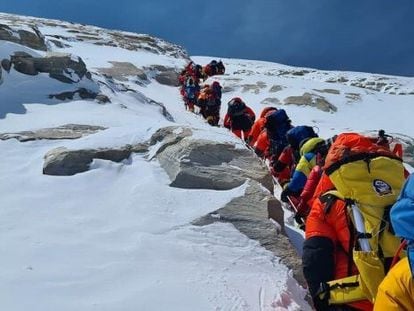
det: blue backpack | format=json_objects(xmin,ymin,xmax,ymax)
[
  {"xmin": 286, "ymin": 126, "xmax": 318, "ymax": 150},
  {"xmin": 391, "ymin": 174, "xmax": 414, "ymax": 241},
  {"xmin": 391, "ymin": 173, "xmax": 414, "ymax": 274},
  {"xmin": 185, "ymin": 85, "xmax": 197, "ymax": 100}
]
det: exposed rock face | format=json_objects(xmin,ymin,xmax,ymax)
[
  {"xmin": 145, "ymin": 65, "xmax": 180, "ymax": 86},
  {"xmin": 313, "ymin": 88, "xmax": 340, "ymax": 95},
  {"xmin": 0, "ymin": 124, "xmax": 106, "ymax": 142},
  {"xmin": 241, "ymin": 82, "xmax": 267, "ymax": 94},
  {"xmin": 261, "ymin": 97, "xmax": 281, "ymax": 105},
  {"xmin": 156, "ymin": 137, "xmax": 273, "ymax": 191},
  {"xmin": 192, "ymin": 182, "xmax": 304, "ymax": 285},
  {"xmin": 97, "ymin": 61, "xmax": 148, "ymax": 82},
  {"xmin": 345, "ymin": 92, "xmax": 362, "ymax": 102},
  {"xmin": 9, "ymin": 52, "xmax": 89, "ymax": 83},
  {"xmin": 269, "ymin": 85, "xmax": 284, "ymax": 92},
  {"xmin": 48, "ymin": 88, "xmax": 101, "ymax": 101},
  {"xmin": 150, "ymin": 126, "xmax": 273, "ymax": 191},
  {"xmin": 1, "ymin": 59, "xmax": 11, "ymax": 72},
  {"xmin": 148, "ymin": 126, "xmax": 193, "ymax": 157},
  {"xmin": 283, "ymin": 92, "xmax": 337, "ymax": 112},
  {"xmin": 0, "ymin": 24, "xmax": 47, "ymax": 51},
  {"xmin": 43, "ymin": 144, "xmax": 148, "ymax": 176}
]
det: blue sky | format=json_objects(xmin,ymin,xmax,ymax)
[{"xmin": 1, "ymin": 0, "xmax": 413, "ymax": 76}]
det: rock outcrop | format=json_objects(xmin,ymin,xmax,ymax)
[
  {"xmin": 156, "ymin": 137, "xmax": 273, "ymax": 191},
  {"xmin": 97, "ymin": 61, "xmax": 148, "ymax": 82},
  {"xmin": 0, "ymin": 124, "xmax": 106, "ymax": 142},
  {"xmin": 0, "ymin": 24, "xmax": 47, "ymax": 51},
  {"xmin": 8, "ymin": 52, "xmax": 89, "ymax": 83},
  {"xmin": 283, "ymin": 92, "xmax": 337, "ymax": 112},
  {"xmin": 192, "ymin": 183, "xmax": 304, "ymax": 284},
  {"xmin": 145, "ymin": 65, "xmax": 180, "ymax": 86},
  {"xmin": 43, "ymin": 144, "xmax": 148, "ymax": 176}
]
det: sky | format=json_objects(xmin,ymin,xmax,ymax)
[{"xmin": 0, "ymin": 0, "xmax": 413, "ymax": 76}]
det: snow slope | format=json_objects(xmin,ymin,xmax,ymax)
[{"xmin": 1, "ymin": 12, "xmax": 414, "ymax": 311}]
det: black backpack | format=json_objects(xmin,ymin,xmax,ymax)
[
  {"xmin": 227, "ymin": 98, "xmax": 246, "ymax": 116},
  {"xmin": 227, "ymin": 98, "xmax": 253, "ymax": 131},
  {"xmin": 266, "ymin": 109, "xmax": 292, "ymax": 157}
]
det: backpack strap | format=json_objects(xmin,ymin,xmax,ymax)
[
  {"xmin": 320, "ymin": 190, "xmax": 344, "ymax": 215},
  {"xmin": 320, "ymin": 190, "xmax": 356, "ymax": 276}
]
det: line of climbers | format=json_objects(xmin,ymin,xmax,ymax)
[
  {"xmin": 178, "ymin": 60, "xmax": 225, "ymax": 126},
  {"xmin": 178, "ymin": 60, "xmax": 414, "ymax": 310},
  {"xmin": 238, "ymin": 105, "xmax": 413, "ymax": 311}
]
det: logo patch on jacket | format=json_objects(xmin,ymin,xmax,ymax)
[{"xmin": 373, "ymin": 179, "xmax": 392, "ymax": 196}]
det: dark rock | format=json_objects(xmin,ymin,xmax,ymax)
[
  {"xmin": 34, "ymin": 55, "xmax": 88, "ymax": 81},
  {"xmin": 145, "ymin": 65, "xmax": 180, "ymax": 86},
  {"xmin": 49, "ymin": 88, "xmax": 98, "ymax": 101},
  {"xmin": 0, "ymin": 24, "xmax": 47, "ymax": 51},
  {"xmin": 313, "ymin": 88, "xmax": 340, "ymax": 95},
  {"xmin": 9, "ymin": 52, "xmax": 89, "ymax": 83},
  {"xmin": 18, "ymin": 29, "xmax": 47, "ymax": 51},
  {"xmin": 49, "ymin": 39, "xmax": 71, "ymax": 48},
  {"xmin": 11, "ymin": 55, "xmax": 38, "ymax": 75},
  {"xmin": 95, "ymin": 94, "xmax": 111, "ymax": 103},
  {"xmin": 269, "ymin": 85, "xmax": 284, "ymax": 92},
  {"xmin": 155, "ymin": 71, "xmax": 179, "ymax": 86},
  {"xmin": 1, "ymin": 59, "xmax": 11, "ymax": 72}
]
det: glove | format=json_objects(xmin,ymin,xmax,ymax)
[
  {"xmin": 294, "ymin": 213, "xmax": 306, "ymax": 231},
  {"xmin": 313, "ymin": 282, "xmax": 330, "ymax": 311},
  {"xmin": 294, "ymin": 212, "xmax": 304, "ymax": 225},
  {"xmin": 280, "ymin": 186, "xmax": 291, "ymax": 203}
]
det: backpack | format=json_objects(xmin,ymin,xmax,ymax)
[
  {"xmin": 227, "ymin": 98, "xmax": 253, "ymax": 131},
  {"xmin": 216, "ymin": 61, "xmax": 225, "ymax": 74},
  {"xmin": 185, "ymin": 85, "xmax": 196, "ymax": 100},
  {"xmin": 287, "ymin": 126, "xmax": 318, "ymax": 150},
  {"xmin": 211, "ymin": 82, "xmax": 222, "ymax": 100},
  {"xmin": 391, "ymin": 174, "xmax": 414, "ymax": 276},
  {"xmin": 391, "ymin": 174, "xmax": 414, "ymax": 241},
  {"xmin": 266, "ymin": 109, "xmax": 292, "ymax": 157},
  {"xmin": 227, "ymin": 98, "xmax": 246, "ymax": 116},
  {"xmin": 205, "ymin": 93, "xmax": 217, "ymax": 107},
  {"xmin": 231, "ymin": 113, "xmax": 254, "ymax": 131},
  {"xmin": 265, "ymin": 109, "xmax": 289, "ymax": 131},
  {"xmin": 320, "ymin": 132, "xmax": 406, "ymax": 304}
]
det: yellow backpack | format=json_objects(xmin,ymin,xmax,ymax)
[{"xmin": 321, "ymin": 133, "xmax": 406, "ymax": 304}]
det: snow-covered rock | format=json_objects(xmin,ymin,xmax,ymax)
[
  {"xmin": 43, "ymin": 143, "xmax": 148, "ymax": 176},
  {"xmin": 156, "ymin": 134, "xmax": 273, "ymax": 191},
  {"xmin": 0, "ymin": 124, "xmax": 106, "ymax": 142}
]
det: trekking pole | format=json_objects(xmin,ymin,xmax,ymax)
[
  {"xmin": 286, "ymin": 195, "xmax": 298, "ymax": 213},
  {"xmin": 350, "ymin": 202, "xmax": 371, "ymax": 251}
]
